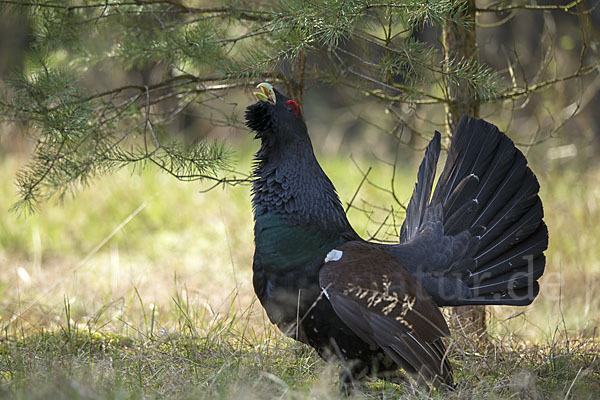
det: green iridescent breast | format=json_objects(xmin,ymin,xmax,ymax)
[{"xmin": 254, "ymin": 211, "xmax": 344, "ymax": 273}]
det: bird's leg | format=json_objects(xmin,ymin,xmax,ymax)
[
  {"xmin": 338, "ymin": 365, "xmax": 356, "ymax": 396},
  {"xmin": 338, "ymin": 360, "xmax": 369, "ymax": 395}
]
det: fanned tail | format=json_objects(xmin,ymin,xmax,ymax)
[{"xmin": 399, "ymin": 116, "xmax": 548, "ymax": 306}]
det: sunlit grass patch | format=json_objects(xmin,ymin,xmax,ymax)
[
  {"xmin": 0, "ymin": 305, "xmax": 326, "ymax": 399},
  {"xmin": 451, "ymin": 331, "xmax": 600, "ymax": 399},
  {"xmin": 1, "ymin": 279, "xmax": 330, "ymax": 399},
  {"xmin": 1, "ymin": 301, "xmax": 598, "ymax": 399}
]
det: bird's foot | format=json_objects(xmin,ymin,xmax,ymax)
[{"xmin": 338, "ymin": 366, "xmax": 356, "ymax": 396}]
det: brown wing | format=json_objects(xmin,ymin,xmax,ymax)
[{"xmin": 319, "ymin": 241, "xmax": 453, "ymax": 386}]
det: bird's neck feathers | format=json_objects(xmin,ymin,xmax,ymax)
[{"xmin": 251, "ymin": 135, "xmax": 351, "ymax": 233}]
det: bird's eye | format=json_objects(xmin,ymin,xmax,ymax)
[{"xmin": 285, "ymin": 100, "xmax": 299, "ymax": 118}]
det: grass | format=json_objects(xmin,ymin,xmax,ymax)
[
  {"xmin": 1, "ymin": 138, "xmax": 600, "ymax": 398},
  {"xmin": 1, "ymin": 301, "xmax": 598, "ymax": 399}
]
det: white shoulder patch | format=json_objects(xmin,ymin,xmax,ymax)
[{"xmin": 324, "ymin": 249, "xmax": 343, "ymax": 263}]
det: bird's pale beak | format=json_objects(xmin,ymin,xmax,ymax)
[{"xmin": 253, "ymin": 82, "xmax": 276, "ymax": 105}]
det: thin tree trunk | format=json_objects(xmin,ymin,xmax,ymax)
[
  {"xmin": 286, "ymin": 49, "xmax": 306, "ymax": 110},
  {"xmin": 442, "ymin": 0, "xmax": 487, "ymax": 337}
]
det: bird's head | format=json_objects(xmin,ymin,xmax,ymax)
[{"xmin": 245, "ymin": 83, "xmax": 307, "ymax": 145}]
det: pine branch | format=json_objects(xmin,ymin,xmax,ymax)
[
  {"xmin": 0, "ymin": 63, "xmax": 268, "ymax": 211},
  {"xmin": 1, "ymin": 0, "xmax": 598, "ymax": 211},
  {"xmin": 498, "ymin": 61, "xmax": 600, "ymax": 100},
  {"xmin": 477, "ymin": 0, "xmax": 587, "ymax": 13}
]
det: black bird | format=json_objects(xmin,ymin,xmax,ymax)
[{"xmin": 246, "ymin": 82, "xmax": 548, "ymax": 389}]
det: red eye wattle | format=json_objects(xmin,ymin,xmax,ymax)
[{"xmin": 285, "ymin": 100, "xmax": 299, "ymax": 118}]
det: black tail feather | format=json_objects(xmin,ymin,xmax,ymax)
[
  {"xmin": 458, "ymin": 282, "xmax": 540, "ymax": 306},
  {"xmin": 403, "ymin": 115, "xmax": 548, "ymax": 307},
  {"xmin": 445, "ymin": 199, "xmax": 480, "ymax": 236},
  {"xmin": 472, "ymin": 160, "xmax": 535, "ymax": 232},
  {"xmin": 442, "ymin": 116, "xmax": 548, "ymax": 306},
  {"xmin": 444, "ymin": 174, "xmax": 480, "ymax": 219},
  {"xmin": 470, "ymin": 254, "xmax": 546, "ymax": 296},
  {"xmin": 471, "ymin": 224, "xmax": 548, "ymax": 282},
  {"xmin": 475, "ymin": 200, "xmax": 544, "ymax": 268},
  {"xmin": 400, "ymin": 132, "xmax": 441, "ymax": 243},
  {"xmin": 432, "ymin": 117, "xmax": 500, "ymax": 207}
]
